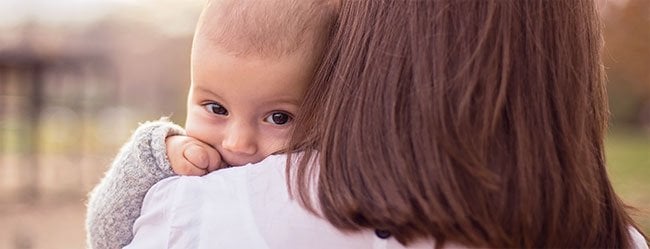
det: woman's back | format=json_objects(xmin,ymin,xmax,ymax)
[{"xmin": 288, "ymin": 1, "xmax": 648, "ymax": 247}]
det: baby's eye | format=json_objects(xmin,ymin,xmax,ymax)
[
  {"xmin": 265, "ymin": 112, "xmax": 292, "ymax": 125},
  {"xmin": 205, "ymin": 103, "xmax": 228, "ymax": 115}
]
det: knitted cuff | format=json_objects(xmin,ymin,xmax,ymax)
[{"xmin": 133, "ymin": 117, "xmax": 186, "ymax": 178}]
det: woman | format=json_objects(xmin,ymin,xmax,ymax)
[{"xmin": 127, "ymin": 0, "xmax": 648, "ymax": 248}]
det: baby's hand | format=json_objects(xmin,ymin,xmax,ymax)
[{"xmin": 166, "ymin": 135, "xmax": 224, "ymax": 176}]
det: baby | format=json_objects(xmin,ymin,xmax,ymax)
[{"xmin": 85, "ymin": 0, "xmax": 338, "ymax": 248}]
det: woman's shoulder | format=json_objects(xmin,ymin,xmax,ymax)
[
  {"xmin": 202, "ymin": 153, "xmax": 289, "ymax": 184},
  {"xmin": 148, "ymin": 154, "xmax": 290, "ymax": 199}
]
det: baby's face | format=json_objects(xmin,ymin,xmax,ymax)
[{"xmin": 185, "ymin": 37, "xmax": 314, "ymax": 166}]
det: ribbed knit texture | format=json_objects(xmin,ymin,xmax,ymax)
[{"xmin": 85, "ymin": 119, "xmax": 185, "ymax": 249}]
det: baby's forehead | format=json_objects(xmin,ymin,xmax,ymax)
[
  {"xmin": 191, "ymin": 43, "xmax": 313, "ymax": 102},
  {"xmin": 195, "ymin": 0, "xmax": 335, "ymax": 58}
]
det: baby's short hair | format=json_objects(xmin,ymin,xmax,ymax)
[{"xmin": 197, "ymin": 0, "xmax": 338, "ymax": 58}]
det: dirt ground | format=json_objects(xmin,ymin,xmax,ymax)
[{"xmin": 0, "ymin": 199, "xmax": 86, "ymax": 249}]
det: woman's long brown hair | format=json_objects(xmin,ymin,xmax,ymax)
[{"xmin": 288, "ymin": 0, "xmax": 642, "ymax": 247}]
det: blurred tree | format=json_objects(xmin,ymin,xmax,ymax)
[{"xmin": 603, "ymin": 0, "xmax": 650, "ymax": 127}]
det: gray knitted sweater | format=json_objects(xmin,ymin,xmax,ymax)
[{"xmin": 85, "ymin": 119, "xmax": 185, "ymax": 249}]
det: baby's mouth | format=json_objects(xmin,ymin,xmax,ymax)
[{"xmin": 218, "ymin": 151, "xmax": 262, "ymax": 167}]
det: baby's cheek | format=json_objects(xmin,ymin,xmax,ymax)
[
  {"xmin": 260, "ymin": 132, "xmax": 291, "ymax": 156},
  {"xmin": 184, "ymin": 121, "xmax": 201, "ymax": 139},
  {"xmin": 184, "ymin": 117, "xmax": 224, "ymax": 148}
]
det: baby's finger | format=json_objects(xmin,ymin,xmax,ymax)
[
  {"xmin": 174, "ymin": 160, "xmax": 208, "ymax": 176},
  {"xmin": 183, "ymin": 144, "xmax": 210, "ymax": 170},
  {"xmin": 203, "ymin": 146, "xmax": 224, "ymax": 172}
]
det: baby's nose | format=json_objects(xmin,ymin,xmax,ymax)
[{"xmin": 221, "ymin": 125, "xmax": 257, "ymax": 156}]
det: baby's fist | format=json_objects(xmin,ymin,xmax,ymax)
[{"xmin": 166, "ymin": 135, "xmax": 223, "ymax": 176}]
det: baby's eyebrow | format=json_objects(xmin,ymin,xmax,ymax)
[
  {"xmin": 270, "ymin": 92, "xmax": 307, "ymax": 104},
  {"xmin": 276, "ymin": 97, "xmax": 301, "ymax": 104},
  {"xmin": 193, "ymin": 85, "xmax": 223, "ymax": 99},
  {"xmin": 261, "ymin": 97, "xmax": 301, "ymax": 107}
]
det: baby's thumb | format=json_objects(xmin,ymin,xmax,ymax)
[{"xmin": 183, "ymin": 144, "xmax": 210, "ymax": 170}]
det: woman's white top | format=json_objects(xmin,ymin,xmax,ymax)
[{"xmin": 124, "ymin": 154, "xmax": 648, "ymax": 249}]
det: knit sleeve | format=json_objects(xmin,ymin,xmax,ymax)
[{"xmin": 85, "ymin": 118, "xmax": 185, "ymax": 249}]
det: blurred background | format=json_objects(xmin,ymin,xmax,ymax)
[{"xmin": 0, "ymin": 0, "xmax": 648, "ymax": 248}]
